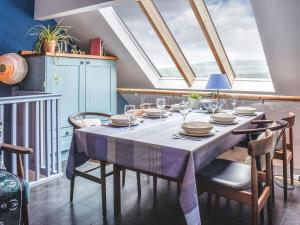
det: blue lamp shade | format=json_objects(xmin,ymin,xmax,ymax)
[{"xmin": 205, "ymin": 74, "xmax": 232, "ymax": 90}]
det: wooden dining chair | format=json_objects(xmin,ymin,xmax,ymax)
[
  {"xmin": 68, "ymin": 112, "xmax": 141, "ymax": 217},
  {"xmin": 253, "ymin": 113, "xmax": 296, "ymax": 201},
  {"xmin": 0, "ymin": 143, "xmax": 33, "ymax": 225},
  {"xmin": 275, "ymin": 113, "xmax": 296, "ymax": 201},
  {"xmin": 197, "ymin": 129, "xmax": 274, "ymax": 225}
]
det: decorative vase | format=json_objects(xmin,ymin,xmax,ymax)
[
  {"xmin": 43, "ymin": 40, "xmax": 56, "ymax": 53},
  {"xmin": 189, "ymin": 98, "xmax": 200, "ymax": 110}
]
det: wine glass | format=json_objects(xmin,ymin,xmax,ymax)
[
  {"xmin": 230, "ymin": 97, "xmax": 238, "ymax": 109},
  {"xmin": 182, "ymin": 96, "xmax": 189, "ymax": 105},
  {"xmin": 124, "ymin": 105, "xmax": 135, "ymax": 130},
  {"xmin": 156, "ymin": 98, "xmax": 166, "ymax": 120},
  {"xmin": 209, "ymin": 99, "xmax": 218, "ymax": 115},
  {"xmin": 179, "ymin": 102, "xmax": 190, "ymax": 122}
]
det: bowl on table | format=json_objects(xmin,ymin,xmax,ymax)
[
  {"xmin": 234, "ymin": 106, "xmax": 256, "ymax": 115},
  {"xmin": 110, "ymin": 114, "xmax": 137, "ymax": 126},
  {"xmin": 181, "ymin": 121, "xmax": 214, "ymax": 135},
  {"xmin": 144, "ymin": 108, "xmax": 167, "ymax": 117},
  {"xmin": 170, "ymin": 104, "xmax": 181, "ymax": 112},
  {"xmin": 211, "ymin": 113, "xmax": 237, "ymax": 123}
]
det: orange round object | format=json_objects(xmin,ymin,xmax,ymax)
[{"xmin": 0, "ymin": 53, "xmax": 28, "ymax": 84}]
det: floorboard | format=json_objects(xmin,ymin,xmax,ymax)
[{"xmin": 29, "ymin": 164, "xmax": 300, "ymax": 225}]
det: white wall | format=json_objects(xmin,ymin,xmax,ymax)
[
  {"xmin": 35, "ymin": 0, "xmax": 122, "ymax": 20},
  {"xmin": 60, "ymin": 11, "xmax": 154, "ymax": 89},
  {"xmin": 252, "ymin": 0, "xmax": 300, "ymax": 95}
]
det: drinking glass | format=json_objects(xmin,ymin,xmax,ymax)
[
  {"xmin": 124, "ymin": 105, "xmax": 135, "ymax": 130},
  {"xmin": 182, "ymin": 96, "xmax": 189, "ymax": 105},
  {"xmin": 209, "ymin": 99, "xmax": 218, "ymax": 115},
  {"xmin": 156, "ymin": 98, "xmax": 166, "ymax": 120},
  {"xmin": 230, "ymin": 97, "xmax": 238, "ymax": 109},
  {"xmin": 179, "ymin": 102, "xmax": 190, "ymax": 122}
]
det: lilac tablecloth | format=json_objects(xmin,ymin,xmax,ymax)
[{"xmin": 66, "ymin": 111, "xmax": 264, "ymax": 225}]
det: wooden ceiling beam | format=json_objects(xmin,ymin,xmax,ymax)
[
  {"xmin": 136, "ymin": 0, "xmax": 195, "ymax": 87},
  {"xmin": 188, "ymin": 0, "xmax": 235, "ymax": 85}
]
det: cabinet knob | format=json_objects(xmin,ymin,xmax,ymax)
[
  {"xmin": 80, "ymin": 61, "xmax": 84, "ymax": 65},
  {"xmin": 86, "ymin": 61, "xmax": 90, "ymax": 65},
  {"xmin": 65, "ymin": 131, "xmax": 71, "ymax": 136}
]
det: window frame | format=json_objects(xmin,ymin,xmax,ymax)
[{"xmin": 99, "ymin": 2, "xmax": 274, "ymax": 92}]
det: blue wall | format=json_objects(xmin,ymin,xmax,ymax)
[
  {"xmin": 0, "ymin": 0, "xmax": 55, "ymax": 95},
  {"xmin": 0, "ymin": 0, "xmax": 55, "ymax": 55}
]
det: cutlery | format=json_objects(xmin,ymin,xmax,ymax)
[{"xmin": 172, "ymin": 133, "xmax": 202, "ymax": 141}]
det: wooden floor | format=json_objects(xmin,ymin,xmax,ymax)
[{"xmin": 29, "ymin": 164, "xmax": 300, "ymax": 225}]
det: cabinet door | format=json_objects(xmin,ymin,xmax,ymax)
[
  {"xmin": 45, "ymin": 57, "xmax": 86, "ymax": 128},
  {"xmin": 85, "ymin": 59, "xmax": 116, "ymax": 114}
]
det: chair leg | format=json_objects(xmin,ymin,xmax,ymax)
[
  {"xmin": 70, "ymin": 175, "xmax": 75, "ymax": 202},
  {"xmin": 215, "ymin": 195, "xmax": 220, "ymax": 209},
  {"xmin": 22, "ymin": 205, "xmax": 29, "ymax": 225},
  {"xmin": 101, "ymin": 163, "xmax": 107, "ymax": 217},
  {"xmin": 153, "ymin": 176, "xmax": 157, "ymax": 198},
  {"xmin": 290, "ymin": 153, "xmax": 294, "ymax": 186},
  {"xmin": 207, "ymin": 193, "xmax": 212, "ymax": 207},
  {"xmin": 283, "ymin": 157, "xmax": 288, "ymax": 201},
  {"xmin": 271, "ymin": 162, "xmax": 275, "ymax": 205},
  {"xmin": 137, "ymin": 172, "xmax": 141, "ymax": 198},
  {"xmin": 252, "ymin": 206, "xmax": 259, "ymax": 225},
  {"xmin": 267, "ymin": 195, "xmax": 273, "ymax": 225},
  {"xmin": 122, "ymin": 169, "xmax": 126, "ymax": 187},
  {"xmin": 177, "ymin": 182, "xmax": 181, "ymax": 196}
]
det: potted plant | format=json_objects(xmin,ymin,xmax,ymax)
[
  {"xmin": 27, "ymin": 21, "xmax": 78, "ymax": 53},
  {"xmin": 189, "ymin": 92, "xmax": 202, "ymax": 109}
]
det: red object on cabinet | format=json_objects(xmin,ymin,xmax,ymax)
[{"xmin": 89, "ymin": 38, "xmax": 103, "ymax": 56}]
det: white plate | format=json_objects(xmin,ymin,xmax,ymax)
[
  {"xmin": 211, "ymin": 113, "xmax": 237, "ymax": 122},
  {"xmin": 144, "ymin": 108, "xmax": 167, "ymax": 116},
  {"xmin": 143, "ymin": 113, "xmax": 168, "ymax": 118},
  {"xmin": 234, "ymin": 107, "xmax": 256, "ymax": 114},
  {"xmin": 182, "ymin": 121, "xmax": 214, "ymax": 134},
  {"xmin": 209, "ymin": 119, "xmax": 238, "ymax": 125},
  {"xmin": 233, "ymin": 112, "xmax": 257, "ymax": 116},
  {"xmin": 179, "ymin": 129, "xmax": 216, "ymax": 137},
  {"xmin": 109, "ymin": 121, "xmax": 139, "ymax": 127}
]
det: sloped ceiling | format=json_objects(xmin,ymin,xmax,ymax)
[
  {"xmin": 251, "ymin": 0, "xmax": 300, "ymax": 96},
  {"xmin": 54, "ymin": 0, "xmax": 300, "ymax": 95},
  {"xmin": 60, "ymin": 10, "xmax": 154, "ymax": 89}
]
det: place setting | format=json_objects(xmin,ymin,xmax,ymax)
[
  {"xmin": 104, "ymin": 105, "xmax": 143, "ymax": 129},
  {"xmin": 209, "ymin": 112, "xmax": 238, "ymax": 126},
  {"xmin": 172, "ymin": 120, "xmax": 216, "ymax": 141},
  {"xmin": 233, "ymin": 106, "xmax": 257, "ymax": 117},
  {"xmin": 141, "ymin": 97, "xmax": 173, "ymax": 120}
]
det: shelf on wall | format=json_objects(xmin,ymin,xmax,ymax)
[{"xmin": 19, "ymin": 50, "xmax": 118, "ymax": 61}]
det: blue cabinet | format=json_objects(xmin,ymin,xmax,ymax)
[{"xmin": 22, "ymin": 55, "xmax": 117, "ymax": 159}]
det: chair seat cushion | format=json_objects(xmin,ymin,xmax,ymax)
[{"xmin": 197, "ymin": 159, "xmax": 251, "ymax": 190}]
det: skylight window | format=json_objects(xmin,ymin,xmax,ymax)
[
  {"xmin": 154, "ymin": 0, "xmax": 221, "ymax": 78},
  {"xmin": 204, "ymin": 0, "xmax": 271, "ymax": 79},
  {"xmin": 113, "ymin": 1, "xmax": 181, "ymax": 78}
]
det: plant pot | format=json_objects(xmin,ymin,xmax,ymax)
[
  {"xmin": 43, "ymin": 40, "xmax": 56, "ymax": 53},
  {"xmin": 189, "ymin": 98, "xmax": 200, "ymax": 110}
]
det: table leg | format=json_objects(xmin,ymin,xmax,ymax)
[{"xmin": 113, "ymin": 165, "xmax": 121, "ymax": 216}]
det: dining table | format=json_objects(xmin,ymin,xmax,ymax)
[{"xmin": 66, "ymin": 110, "xmax": 265, "ymax": 225}]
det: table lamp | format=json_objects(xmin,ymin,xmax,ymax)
[{"xmin": 205, "ymin": 74, "xmax": 232, "ymax": 98}]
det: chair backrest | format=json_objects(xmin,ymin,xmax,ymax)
[
  {"xmin": 282, "ymin": 112, "xmax": 295, "ymax": 149},
  {"xmin": 282, "ymin": 112, "xmax": 295, "ymax": 128},
  {"xmin": 248, "ymin": 129, "xmax": 273, "ymax": 157},
  {"xmin": 68, "ymin": 112, "xmax": 111, "ymax": 129}
]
